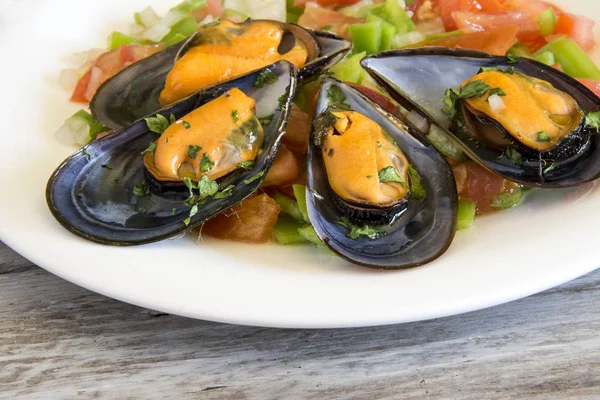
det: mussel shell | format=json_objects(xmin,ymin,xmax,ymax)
[
  {"xmin": 47, "ymin": 61, "xmax": 297, "ymax": 246},
  {"xmin": 91, "ymin": 24, "xmax": 351, "ymax": 130},
  {"xmin": 361, "ymin": 48, "xmax": 600, "ymax": 188},
  {"xmin": 307, "ymin": 79, "xmax": 458, "ymax": 270}
]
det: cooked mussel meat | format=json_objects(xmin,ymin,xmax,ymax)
[
  {"xmin": 145, "ymin": 88, "xmax": 263, "ymax": 184},
  {"xmin": 362, "ymin": 48, "xmax": 600, "ymax": 188},
  {"xmin": 306, "ymin": 79, "xmax": 457, "ymax": 269}
]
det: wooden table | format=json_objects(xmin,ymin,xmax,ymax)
[{"xmin": 1, "ymin": 241, "xmax": 599, "ymax": 399}]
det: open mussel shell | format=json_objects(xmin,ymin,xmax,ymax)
[
  {"xmin": 47, "ymin": 61, "xmax": 297, "ymax": 246},
  {"xmin": 362, "ymin": 48, "xmax": 600, "ymax": 188},
  {"xmin": 306, "ymin": 79, "xmax": 457, "ymax": 270},
  {"xmin": 91, "ymin": 21, "xmax": 351, "ymax": 130}
]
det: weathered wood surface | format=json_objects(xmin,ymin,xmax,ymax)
[{"xmin": 1, "ymin": 241, "xmax": 599, "ymax": 399}]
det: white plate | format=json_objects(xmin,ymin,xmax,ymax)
[{"xmin": 1, "ymin": 0, "xmax": 599, "ymax": 328}]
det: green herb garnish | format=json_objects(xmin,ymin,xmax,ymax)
[
  {"xmin": 536, "ymin": 132, "xmax": 551, "ymax": 142},
  {"xmin": 232, "ymin": 109, "xmax": 239, "ymax": 122},
  {"xmin": 408, "ymin": 165, "xmax": 426, "ymax": 201},
  {"xmin": 277, "ymin": 92, "xmax": 288, "ymax": 111},
  {"xmin": 378, "ymin": 166, "xmax": 408, "ymax": 188},
  {"xmin": 188, "ymin": 145, "xmax": 202, "ymax": 160},
  {"xmin": 327, "ymin": 85, "xmax": 351, "ymax": 109},
  {"xmin": 377, "ymin": 141, "xmax": 383, "ymax": 148},
  {"xmin": 244, "ymin": 171, "xmax": 265, "ymax": 185},
  {"xmin": 507, "ymin": 53, "xmax": 522, "ymax": 64},
  {"xmin": 585, "ymin": 110, "xmax": 600, "ymax": 132},
  {"xmin": 199, "ymin": 153, "xmax": 215, "ymax": 172},
  {"xmin": 479, "ymin": 66, "xmax": 500, "ymax": 73},
  {"xmin": 133, "ymin": 180, "xmax": 150, "ymax": 197},
  {"xmin": 141, "ymin": 141, "xmax": 157, "ymax": 155},
  {"xmin": 214, "ymin": 185, "xmax": 235, "ymax": 199},
  {"xmin": 442, "ymin": 80, "xmax": 491, "ymax": 117},
  {"xmin": 258, "ymin": 114, "xmax": 274, "ymax": 126},
  {"xmin": 145, "ymin": 113, "xmax": 176, "ymax": 134},
  {"xmin": 82, "ymin": 148, "xmax": 91, "ymax": 161},
  {"xmin": 254, "ymin": 69, "xmax": 279, "ymax": 88},
  {"xmin": 183, "ymin": 121, "xmax": 191, "ymax": 129},
  {"xmin": 238, "ymin": 160, "xmax": 256, "ymax": 170},
  {"xmin": 488, "ymin": 88, "xmax": 506, "ymax": 97},
  {"xmin": 336, "ymin": 217, "xmax": 385, "ymax": 240},
  {"xmin": 505, "ymin": 147, "xmax": 523, "ymax": 165}
]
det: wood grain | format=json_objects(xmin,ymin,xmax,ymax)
[{"xmin": 1, "ymin": 241, "xmax": 599, "ymax": 399}]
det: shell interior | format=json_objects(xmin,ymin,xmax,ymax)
[
  {"xmin": 361, "ymin": 48, "xmax": 600, "ymax": 188},
  {"xmin": 307, "ymin": 79, "xmax": 458, "ymax": 269},
  {"xmin": 47, "ymin": 61, "xmax": 297, "ymax": 246}
]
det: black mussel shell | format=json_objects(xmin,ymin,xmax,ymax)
[
  {"xmin": 306, "ymin": 79, "xmax": 458, "ymax": 269},
  {"xmin": 47, "ymin": 61, "xmax": 297, "ymax": 245},
  {"xmin": 91, "ymin": 22, "xmax": 351, "ymax": 130},
  {"xmin": 362, "ymin": 48, "xmax": 600, "ymax": 188}
]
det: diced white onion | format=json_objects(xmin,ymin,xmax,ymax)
[
  {"xmin": 129, "ymin": 23, "xmax": 145, "ymax": 37},
  {"xmin": 407, "ymin": 110, "xmax": 429, "ymax": 134},
  {"xmin": 488, "ymin": 94, "xmax": 506, "ymax": 113},
  {"xmin": 393, "ymin": 31, "xmax": 426, "ymax": 48},
  {"xmin": 138, "ymin": 6, "xmax": 161, "ymax": 28},
  {"xmin": 54, "ymin": 116, "xmax": 91, "ymax": 147},
  {"xmin": 415, "ymin": 17, "xmax": 445, "ymax": 35},
  {"xmin": 338, "ymin": 0, "xmax": 374, "ymax": 17},
  {"xmin": 59, "ymin": 68, "xmax": 79, "ymax": 91},
  {"xmin": 224, "ymin": 0, "xmax": 286, "ymax": 22},
  {"xmin": 68, "ymin": 48, "xmax": 104, "ymax": 67},
  {"xmin": 199, "ymin": 15, "xmax": 215, "ymax": 26}
]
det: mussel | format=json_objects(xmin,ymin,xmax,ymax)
[
  {"xmin": 91, "ymin": 19, "xmax": 351, "ymax": 129},
  {"xmin": 47, "ymin": 61, "xmax": 297, "ymax": 245},
  {"xmin": 306, "ymin": 79, "xmax": 458, "ymax": 269},
  {"xmin": 362, "ymin": 48, "xmax": 600, "ymax": 188}
]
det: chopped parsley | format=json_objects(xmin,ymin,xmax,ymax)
[
  {"xmin": 81, "ymin": 148, "xmax": 91, "ymax": 161},
  {"xmin": 377, "ymin": 141, "xmax": 383, "ymax": 148},
  {"xmin": 199, "ymin": 153, "xmax": 215, "ymax": 172},
  {"xmin": 507, "ymin": 53, "xmax": 521, "ymax": 64},
  {"xmin": 479, "ymin": 66, "xmax": 500, "ymax": 73},
  {"xmin": 543, "ymin": 161, "xmax": 556, "ymax": 174},
  {"xmin": 336, "ymin": 217, "xmax": 386, "ymax": 240},
  {"xmin": 327, "ymin": 85, "xmax": 351, "ymax": 109},
  {"xmin": 183, "ymin": 121, "xmax": 191, "ymax": 129},
  {"xmin": 258, "ymin": 114, "xmax": 274, "ymax": 126},
  {"xmin": 378, "ymin": 166, "xmax": 408, "ymax": 188},
  {"xmin": 214, "ymin": 185, "xmax": 235, "ymax": 199},
  {"xmin": 145, "ymin": 113, "xmax": 176, "ymax": 134},
  {"xmin": 188, "ymin": 145, "xmax": 202, "ymax": 160},
  {"xmin": 505, "ymin": 147, "xmax": 523, "ymax": 165},
  {"xmin": 536, "ymin": 131, "xmax": 551, "ymax": 142},
  {"xmin": 202, "ymin": 17, "xmax": 221, "ymax": 29},
  {"xmin": 141, "ymin": 141, "xmax": 157, "ymax": 155},
  {"xmin": 367, "ymin": 175, "xmax": 373, "ymax": 179},
  {"xmin": 442, "ymin": 80, "xmax": 491, "ymax": 118},
  {"xmin": 238, "ymin": 160, "xmax": 256, "ymax": 170},
  {"xmin": 408, "ymin": 165, "xmax": 426, "ymax": 201},
  {"xmin": 244, "ymin": 171, "xmax": 265, "ymax": 185},
  {"xmin": 232, "ymin": 109, "xmax": 239, "ymax": 122},
  {"xmin": 254, "ymin": 69, "xmax": 279, "ymax": 88},
  {"xmin": 503, "ymin": 66, "xmax": 517, "ymax": 75},
  {"xmin": 133, "ymin": 180, "xmax": 150, "ymax": 197},
  {"xmin": 585, "ymin": 110, "xmax": 600, "ymax": 132},
  {"xmin": 277, "ymin": 92, "xmax": 288, "ymax": 111}
]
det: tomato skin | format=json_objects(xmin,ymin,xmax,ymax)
[
  {"xmin": 554, "ymin": 13, "xmax": 595, "ymax": 52},
  {"xmin": 577, "ymin": 79, "xmax": 600, "ymax": 98},
  {"xmin": 70, "ymin": 69, "xmax": 92, "ymax": 103},
  {"xmin": 461, "ymin": 161, "xmax": 507, "ymax": 215},
  {"xmin": 452, "ymin": 11, "xmax": 540, "ymax": 42},
  {"xmin": 405, "ymin": 25, "xmax": 519, "ymax": 56},
  {"xmin": 297, "ymin": 2, "xmax": 361, "ymax": 39}
]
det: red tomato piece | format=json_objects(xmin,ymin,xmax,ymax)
[
  {"xmin": 462, "ymin": 161, "xmax": 507, "ymax": 214},
  {"xmin": 297, "ymin": 3, "xmax": 361, "ymax": 39},
  {"xmin": 555, "ymin": 13, "xmax": 595, "ymax": 52},
  {"xmin": 70, "ymin": 69, "xmax": 92, "ymax": 103},
  {"xmin": 452, "ymin": 10, "xmax": 540, "ymax": 41},
  {"xmin": 578, "ymin": 79, "xmax": 600, "ymax": 98},
  {"xmin": 261, "ymin": 145, "xmax": 301, "ymax": 187}
]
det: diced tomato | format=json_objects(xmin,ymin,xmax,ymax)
[
  {"xmin": 202, "ymin": 194, "xmax": 281, "ymax": 243},
  {"xmin": 298, "ymin": 3, "xmax": 361, "ymax": 40},
  {"xmin": 461, "ymin": 0, "xmax": 507, "ymax": 13},
  {"xmin": 452, "ymin": 11, "xmax": 540, "ymax": 42},
  {"xmin": 578, "ymin": 79, "xmax": 600, "ymax": 98},
  {"xmin": 554, "ymin": 13, "xmax": 595, "ymax": 52},
  {"xmin": 439, "ymin": 0, "xmax": 461, "ymax": 30},
  {"xmin": 504, "ymin": 0, "xmax": 548, "ymax": 22},
  {"xmin": 206, "ymin": 0, "xmax": 224, "ymax": 17},
  {"xmin": 459, "ymin": 161, "xmax": 510, "ymax": 214},
  {"xmin": 262, "ymin": 145, "xmax": 301, "ymax": 187},
  {"xmin": 282, "ymin": 105, "xmax": 311, "ymax": 154},
  {"xmin": 405, "ymin": 25, "xmax": 519, "ymax": 56},
  {"xmin": 71, "ymin": 44, "xmax": 163, "ymax": 103},
  {"xmin": 70, "ymin": 69, "xmax": 92, "ymax": 103}
]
